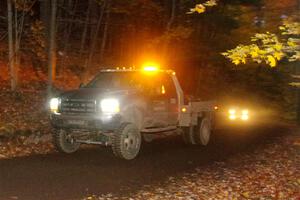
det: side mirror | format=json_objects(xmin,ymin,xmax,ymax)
[{"xmin": 79, "ymin": 83, "xmax": 85, "ymax": 88}]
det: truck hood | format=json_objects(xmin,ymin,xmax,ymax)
[{"xmin": 60, "ymin": 88, "xmax": 135, "ymax": 100}]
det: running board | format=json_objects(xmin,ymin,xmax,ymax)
[
  {"xmin": 75, "ymin": 139, "xmax": 110, "ymax": 146},
  {"xmin": 141, "ymin": 126, "xmax": 177, "ymax": 133}
]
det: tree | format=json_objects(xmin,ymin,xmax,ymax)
[
  {"xmin": 222, "ymin": 18, "xmax": 300, "ymax": 67},
  {"xmin": 82, "ymin": 0, "xmax": 107, "ymax": 81},
  {"xmin": 7, "ymin": 0, "xmax": 17, "ymax": 91},
  {"xmin": 79, "ymin": 0, "xmax": 92, "ymax": 57},
  {"xmin": 99, "ymin": 0, "xmax": 111, "ymax": 62},
  {"xmin": 221, "ymin": 16, "xmax": 300, "ymax": 121},
  {"xmin": 6, "ymin": 0, "xmax": 39, "ymax": 91}
]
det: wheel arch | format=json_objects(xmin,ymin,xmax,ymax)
[{"xmin": 120, "ymin": 106, "xmax": 145, "ymax": 131}]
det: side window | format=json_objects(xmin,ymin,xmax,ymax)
[
  {"xmin": 153, "ymin": 79, "xmax": 164, "ymax": 96},
  {"xmin": 141, "ymin": 73, "xmax": 176, "ymax": 98},
  {"xmin": 142, "ymin": 76, "xmax": 163, "ymax": 97},
  {"xmin": 161, "ymin": 74, "xmax": 177, "ymax": 98}
]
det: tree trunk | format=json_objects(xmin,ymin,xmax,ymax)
[
  {"xmin": 166, "ymin": 0, "xmax": 176, "ymax": 32},
  {"xmin": 79, "ymin": 0, "xmax": 92, "ymax": 57},
  {"xmin": 162, "ymin": 0, "xmax": 176, "ymax": 64},
  {"xmin": 99, "ymin": 0, "xmax": 111, "ymax": 63},
  {"xmin": 39, "ymin": 0, "xmax": 51, "ymax": 39},
  {"xmin": 59, "ymin": 0, "xmax": 77, "ymax": 76},
  {"xmin": 14, "ymin": 1, "xmax": 21, "ymax": 88},
  {"xmin": 83, "ymin": 0, "xmax": 107, "ymax": 81},
  {"xmin": 7, "ymin": 0, "xmax": 17, "ymax": 91},
  {"xmin": 63, "ymin": 0, "xmax": 77, "ymax": 53},
  {"xmin": 47, "ymin": 0, "xmax": 57, "ymax": 98}
]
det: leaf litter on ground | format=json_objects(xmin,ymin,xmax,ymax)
[{"xmin": 82, "ymin": 134, "xmax": 300, "ymax": 200}]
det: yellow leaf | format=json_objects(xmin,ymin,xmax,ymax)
[
  {"xmin": 274, "ymin": 43, "xmax": 282, "ymax": 51},
  {"xmin": 274, "ymin": 52, "xmax": 284, "ymax": 60},
  {"xmin": 233, "ymin": 59, "xmax": 240, "ymax": 65},
  {"xmin": 195, "ymin": 4, "xmax": 206, "ymax": 13},
  {"xmin": 267, "ymin": 55, "xmax": 276, "ymax": 67},
  {"xmin": 279, "ymin": 26, "xmax": 286, "ymax": 30},
  {"xmin": 250, "ymin": 51, "xmax": 258, "ymax": 58},
  {"xmin": 288, "ymin": 41, "xmax": 296, "ymax": 47},
  {"xmin": 258, "ymin": 50, "xmax": 267, "ymax": 54},
  {"xmin": 241, "ymin": 58, "xmax": 246, "ymax": 64},
  {"xmin": 187, "ymin": 8, "xmax": 196, "ymax": 14},
  {"xmin": 241, "ymin": 191, "xmax": 250, "ymax": 198},
  {"xmin": 221, "ymin": 52, "xmax": 228, "ymax": 56},
  {"xmin": 204, "ymin": 0, "xmax": 217, "ymax": 7}
]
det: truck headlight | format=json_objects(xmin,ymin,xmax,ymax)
[
  {"xmin": 100, "ymin": 98, "xmax": 120, "ymax": 113},
  {"xmin": 50, "ymin": 98, "xmax": 59, "ymax": 113}
]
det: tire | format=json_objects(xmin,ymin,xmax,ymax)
[
  {"xmin": 112, "ymin": 123, "xmax": 142, "ymax": 160},
  {"xmin": 53, "ymin": 129, "xmax": 80, "ymax": 153},
  {"xmin": 181, "ymin": 127, "xmax": 190, "ymax": 144},
  {"xmin": 181, "ymin": 127, "xmax": 197, "ymax": 145},
  {"xmin": 195, "ymin": 118, "xmax": 211, "ymax": 146}
]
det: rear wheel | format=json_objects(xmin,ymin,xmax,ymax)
[
  {"xmin": 112, "ymin": 123, "xmax": 142, "ymax": 160},
  {"xmin": 195, "ymin": 118, "xmax": 211, "ymax": 145},
  {"xmin": 53, "ymin": 129, "xmax": 80, "ymax": 153}
]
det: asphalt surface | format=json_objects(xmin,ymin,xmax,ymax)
[{"xmin": 0, "ymin": 123, "xmax": 293, "ymax": 200}]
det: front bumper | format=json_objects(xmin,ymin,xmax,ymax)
[{"xmin": 50, "ymin": 113, "xmax": 121, "ymax": 131}]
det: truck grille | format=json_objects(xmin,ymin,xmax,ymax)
[{"xmin": 61, "ymin": 99, "xmax": 96, "ymax": 114}]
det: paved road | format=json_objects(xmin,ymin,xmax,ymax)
[{"xmin": 0, "ymin": 124, "xmax": 292, "ymax": 200}]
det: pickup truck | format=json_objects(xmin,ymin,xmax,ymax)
[{"xmin": 49, "ymin": 68, "xmax": 215, "ymax": 160}]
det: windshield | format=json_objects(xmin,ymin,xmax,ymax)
[
  {"xmin": 85, "ymin": 71, "xmax": 143, "ymax": 89},
  {"xmin": 85, "ymin": 71, "xmax": 176, "ymax": 97}
]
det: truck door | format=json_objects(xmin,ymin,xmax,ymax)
[
  {"xmin": 142, "ymin": 75, "xmax": 169, "ymax": 128},
  {"xmin": 160, "ymin": 74, "xmax": 178, "ymax": 125}
]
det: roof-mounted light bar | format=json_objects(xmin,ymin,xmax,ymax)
[
  {"xmin": 101, "ymin": 65, "xmax": 175, "ymax": 75},
  {"xmin": 143, "ymin": 66, "xmax": 158, "ymax": 71}
]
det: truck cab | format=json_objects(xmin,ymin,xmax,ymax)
[{"xmin": 50, "ymin": 67, "xmax": 214, "ymax": 160}]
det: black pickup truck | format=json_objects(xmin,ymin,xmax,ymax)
[{"xmin": 49, "ymin": 68, "xmax": 215, "ymax": 160}]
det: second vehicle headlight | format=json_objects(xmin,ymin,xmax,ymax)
[
  {"xmin": 241, "ymin": 109, "xmax": 249, "ymax": 121},
  {"xmin": 228, "ymin": 108, "xmax": 236, "ymax": 120},
  {"xmin": 100, "ymin": 98, "xmax": 120, "ymax": 113},
  {"xmin": 228, "ymin": 108, "xmax": 250, "ymax": 121}
]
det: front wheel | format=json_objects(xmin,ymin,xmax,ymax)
[
  {"xmin": 112, "ymin": 123, "xmax": 142, "ymax": 160},
  {"xmin": 181, "ymin": 127, "xmax": 196, "ymax": 145},
  {"xmin": 53, "ymin": 129, "xmax": 80, "ymax": 153}
]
